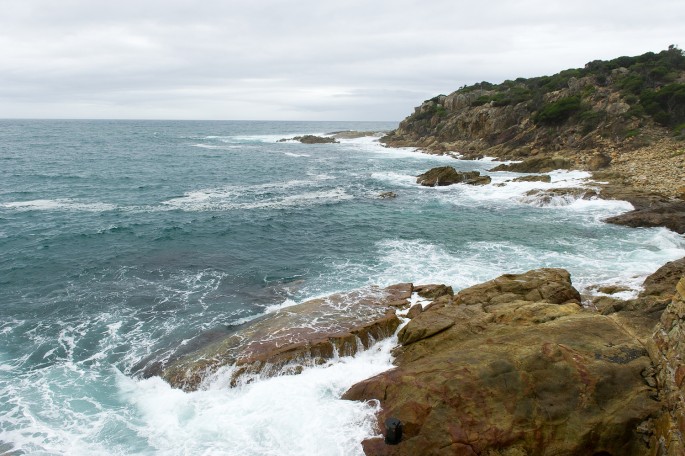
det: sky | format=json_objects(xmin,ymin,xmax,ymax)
[{"xmin": 1, "ymin": 0, "xmax": 684, "ymax": 121}]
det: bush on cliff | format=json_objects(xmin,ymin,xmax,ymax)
[{"xmin": 533, "ymin": 96, "xmax": 582, "ymax": 125}]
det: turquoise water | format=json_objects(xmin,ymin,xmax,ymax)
[{"xmin": 1, "ymin": 120, "xmax": 684, "ymax": 455}]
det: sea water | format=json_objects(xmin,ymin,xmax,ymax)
[{"xmin": 1, "ymin": 120, "xmax": 684, "ymax": 455}]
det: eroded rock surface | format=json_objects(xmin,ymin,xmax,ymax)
[
  {"xmin": 343, "ymin": 268, "xmax": 660, "ymax": 455},
  {"xmin": 161, "ymin": 284, "xmax": 412, "ymax": 391}
]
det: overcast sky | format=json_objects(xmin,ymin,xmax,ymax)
[{"xmin": 1, "ymin": 0, "xmax": 684, "ymax": 121}]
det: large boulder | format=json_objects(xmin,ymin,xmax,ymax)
[
  {"xmin": 416, "ymin": 166, "xmax": 491, "ymax": 186},
  {"xmin": 490, "ymin": 157, "xmax": 573, "ymax": 173},
  {"xmin": 343, "ymin": 269, "xmax": 659, "ymax": 455},
  {"xmin": 604, "ymin": 200, "xmax": 685, "ymax": 234},
  {"xmin": 160, "ymin": 284, "xmax": 412, "ymax": 390}
]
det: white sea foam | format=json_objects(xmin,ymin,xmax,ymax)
[
  {"xmin": 117, "ymin": 335, "xmax": 398, "ymax": 456},
  {"xmin": 1, "ymin": 199, "xmax": 117, "ymax": 212},
  {"xmin": 162, "ymin": 182, "xmax": 352, "ymax": 211},
  {"xmin": 191, "ymin": 143, "xmax": 243, "ymax": 150},
  {"xmin": 283, "ymin": 152, "xmax": 311, "ymax": 157}
]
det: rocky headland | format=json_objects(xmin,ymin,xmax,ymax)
[{"xmin": 152, "ymin": 48, "xmax": 685, "ymax": 455}]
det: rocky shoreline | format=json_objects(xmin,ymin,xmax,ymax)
[{"xmin": 151, "ymin": 130, "xmax": 685, "ymax": 454}]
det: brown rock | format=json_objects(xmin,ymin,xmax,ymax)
[
  {"xmin": 406, "ymin": 304, "xmax": 423, "ymax": 319},
  {"xmin": 345, "ymin": 269, "xmax": 657, "ymax": 455},
  {"xmin": 490, "ymin": 157, "xmax": 573, "ymax": 173},
  {"xmin": 416, "ymin": 167, "xmax": 490, "ymax": 187},
  {"xmin": 522, "ymin": 187, "xmax": 599, "ymax": 205},
  {"xmin": 604, "ymin": 201, "xmax": 685, "ymax": 234},
  {"xmin": 511, "ymin": 174, "xmax": 552, "ymax": 183},
  {"xmin": 641, "ymin": 257, "xmax": 685, "ymax": 297},
  {"xmin": 278, "ymin": 135, "xmax": 338, "ymax": 144},
  {"xmin": 161, "ymin": 284, "xmax": 411, "ymax": 390},
  {"xmin": 413, "ymin": 284, "xmax": 454, "ymax": 300},
  {"xmin": 586, "ymin": 153, "xmax": 612, "ymax": 171}
]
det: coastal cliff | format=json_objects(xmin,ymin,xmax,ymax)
[{"xmin": 382, "ymin": 46, "xmax": 685, "ymax": 198}]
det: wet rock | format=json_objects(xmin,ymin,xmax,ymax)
[
  {"xmin": 278, "ymin": 135, "xmax": 338, "ymax": 144},
  {"xmin": 345, "ymin": 269, "xmax": 658, "ymax": 455},
  {"xmin": 379, "ymin": 192, "xmax": 398, "ymax": 199},
  {"xmin": 413, "ymin": 284, "xmax": 453, "ymax": 300},
  {"xmin": 406, "ymin": 304, "xmax": 423, "ymax": 320},
  {"xmin": 522, "ymin": 187, "xmax": 599, "ymax": 206},
  {"xmin": 490, "ymin": 157, "xmax": 573, "ymax": 173},
  {"xmin": 511, "ymin": 174, "xmax": 552, "ymax": 183},
  {"xmin": 416, "ymin": 167, "xmax": 491, "ymax": 186},
  {"xmin": 161, "ymin": 284, "xmax": 411, "ymax": 390},
  {"xmin": 604, "ymin": 200, "xmax": 685, "ymax": 234}
]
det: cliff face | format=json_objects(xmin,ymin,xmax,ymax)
[
  {"xmin": 383, "ymin": 47, "xmax": 685, "ymax": 162},
  {"xmin": 649, "ymin": 276, "xmax": 685, "ymax": 454}
]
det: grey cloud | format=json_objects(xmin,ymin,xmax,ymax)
[{"xmin": 0, "ymin": 0, "xmax": 683, "ymax": 120}]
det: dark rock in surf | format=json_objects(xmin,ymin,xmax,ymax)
[
  {"xmin": 278, "ymin": 135, "xmax": 338, "ymax": 144},
  {"xmin": 161, "ymin": 284, "xmax": 412, "ymax": 391},
  {"xmin": 416, "ymin": 166, "xmax": 491, "ymax": 187}
]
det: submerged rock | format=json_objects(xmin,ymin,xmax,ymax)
[
  {"xmin": 416, "ymin": 166, "xmax": 491, "ymax": 187},
  {"xmin": 344, "ymin": 268, "xmax": 659, "ymax": 455},
  {"xmin": 379, "ymin": 191, "xmax": 398, "ymax": 199},
  {"xmin": 490, "ymin": 156, "xmax": 573, "ymax": 173},
  {"xmin": 161, "ymin": 284, "xmax": 412, "ymax": 391},
  {"xmin": 278, "ymin": 135, "xmax": 339, "ymax": 144}
]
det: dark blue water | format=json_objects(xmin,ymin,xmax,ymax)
[{"xmin": 1, "ymin": 120, "xmax": 683, "ymax": 455}]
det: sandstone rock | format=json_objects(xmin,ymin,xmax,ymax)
[
  {"xmin": 413, "ymin": 284, "xmax": 454, "ymax": 300},
  {"xmin": 641, "ymin": 257, "xmax": 685, "ymax": 297},
  {"xmin": 677, "ymin": 186, "xmax": 685, "ymax": 201},
  {"xmin": 278, "ymin": 135, "xmax": 338, "ymax": 144},
  {"xmin": 406, "ymin": 304, "xmax": 423, "ymax": 320},
  {"xmin": 511, "ymin": 174, "xmax": 551, "ymax": 183},
  {"xmin": 490, "ymin": 157, "xmax": 573, "ymax": 173},
  {"xmin": 416, "ymin": 167, "xmax": 491, "ymax": 186},
  {"xmin": 161, "ymin": 284, "xmax": 411, "ymax": 390},
  {"xmin": 647, "ymin": 277, "xmax": 685, "ymax": 454},
  {"xmin": 345, "ymin": 269, "xmax": 658, "ymax": 455}
]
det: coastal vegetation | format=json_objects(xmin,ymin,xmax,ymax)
[{"xmin": 383, "ymin": 46, "xmax": 685, "ymax": 164}]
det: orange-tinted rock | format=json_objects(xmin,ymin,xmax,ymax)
[
  {"xmin": 344, "ymin": 269, "xmax": 658, "ymax": 455},
  {"xmin": 162, "ymin": 284, "xmax": 411, "ymax": 390}
]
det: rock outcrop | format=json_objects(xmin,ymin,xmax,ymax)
[
  {"xmin": 521, "ymin": 187, "xmax": 600, "ymax": 206},
  {"xmin": 278, "ymin": 135, "xmax": 338, "ymax": 144},
  {"xmin": 161, "ymin": 284, "xmax": 412, "ymax": 391},
  {"xmin": 416, "ymin": 166, "xmax": 491, "ymax": 187},
  {"xmin": 343, "ymin": 268, "xmax": 662, "ymax": 455},
  {"xmin": 490, "ymin": 156, "xmax": 573, "ymax": 173}
]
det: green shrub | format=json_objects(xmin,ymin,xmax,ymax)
[{"xmin": 534, "ymin": 96, "xmax": 582, "ymax": 125}]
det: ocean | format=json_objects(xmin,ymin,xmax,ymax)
[{"xmin": 1, "ymin": 119, "xmax": 684, "ymax": 455}]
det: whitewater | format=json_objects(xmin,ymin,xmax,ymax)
[{"xmin": 1, "ymin": 120, "xmax": 684, "ymax": 455}]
